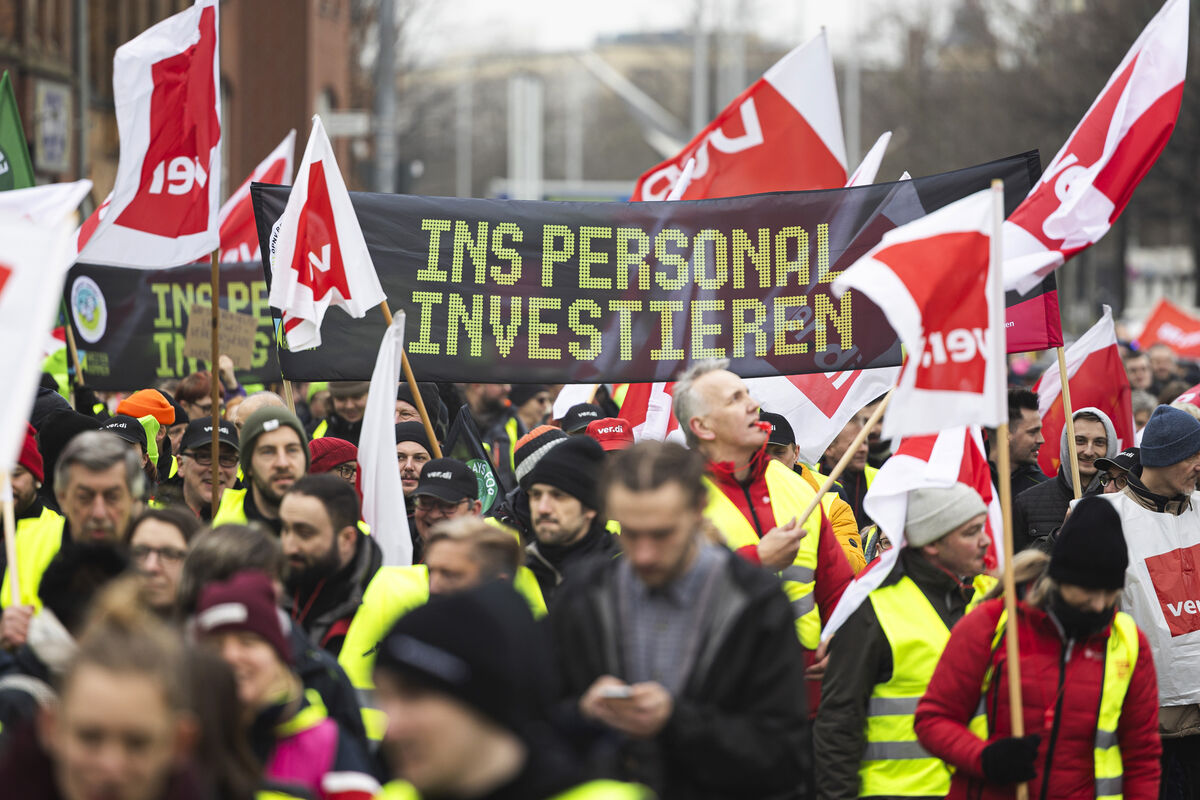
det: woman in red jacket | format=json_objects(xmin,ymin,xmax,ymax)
[{"xmin": 914, "ymin": 497, "xmax": 1161, "ymax": 800}]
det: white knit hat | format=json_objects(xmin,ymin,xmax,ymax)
[{"xmin": 904, "ymin": 483, "xmax": 987, "ymax": 547}]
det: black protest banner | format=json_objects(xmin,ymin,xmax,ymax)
[
  {"xmin": 64, "ymin": 261, "xmax": 281, "ymax": 390},
  {"xmin": 253, "ymin": 151, "xmax": 1044, "ymax": 384}
]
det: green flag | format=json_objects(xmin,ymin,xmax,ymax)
[{"xmin": 0, "ymin": 71, "xmax": 35, "ymax": 191}]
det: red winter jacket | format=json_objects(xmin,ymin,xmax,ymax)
[{"xmin": 914, "ymin": 598, "xmax": 1161, "ymax": 800}]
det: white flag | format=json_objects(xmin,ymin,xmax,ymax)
[
  {"xmin": 359, "ymin": 311, "xmax": 413, "ymax": 566},
  {"xmin": 844, "ymin": 131, "xmax": 892, "ymax": 188},
  {"xmin": 268, "ymin": 115, "xmax": 386, "ymax": 350},
  {"xmin": 76, "ymin": 0, "xmax": 221, "ymax": 267}
]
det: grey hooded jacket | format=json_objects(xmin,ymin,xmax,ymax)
[{"xmin": 1010, "ymin": 406, "xmax": 1118, "ymax": 552}]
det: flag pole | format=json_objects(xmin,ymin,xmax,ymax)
[
  {"xmin": 281, "ymin": 379, "xmax": 297, "ymax": 414},
  {"xmin": 992, "ymin": 179, "xmax": 1028, "ymax": 800},
  {"xmin": 378, "ymin": 301, "xmax": 442, "ymax": 458},
  {"xmin": 796, "ymin": 389, "xmax": 892, "ymax": 527},
  {"xmin": 1056, "ymin": 347, "xmax": 1082, "ymax": 499},
  {"xmin": 2, "ymin": 474, "xmax": 18, "ymax": 607},
  {"xmin": 210, "ymin": 250, "xmax": 221, "ymax": 515},
  {"xmin": 61, "ymin": 300, "xmax": 86, "ymax": 408}
]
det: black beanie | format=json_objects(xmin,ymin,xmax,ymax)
[
  {"xmin": 397, "ymin": 382, "xmax": 448, "ymax": 443},
  {"xmin": 1049, "ymin": 497, "xmax": 1129, "ymax": 591},
  {"xmin": 523, "ymin": 435, "xmax": 604, "ymax": 510},
  {"xmin": 375, "ymin": 582, "xmax": 549, "ymax": 735},
  {"xmin": 394, "ymin": 421, "xmax": 432, "ymax": 454}
]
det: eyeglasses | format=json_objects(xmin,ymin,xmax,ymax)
[
  {"xmin": 186, "ymin": 450, "xmax": 239, "ymax": 468},
  {"xmin": 131, "ymin": 545, "xmax": 188, "ymax": 564},
  {"xmin": 414, "ymin": 496, "xmax": 469, "ymax": 515},
  {"xmin": 335, "ymin": 463, "xmax": 358, "ymax": 480},
  {"xmin": 1098, "ymin": 473, "xmax": 1128, "ymax": 489}
]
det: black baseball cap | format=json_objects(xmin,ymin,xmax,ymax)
[
  {"xmin": 759, "ymin": 411, "xmax": 795, "ymax": 447},
  {"xmin": 414, "ymin": 458, "xmax": 478, "ymax": 503},
  {"xmin": 559, "ymin": 403, "xmax": 603, "ymax": 434},
  {"xmin": 100, "ymin": 415, "xmax": 148, "ymax": 451},
  {"xmin": 1094, "ymin": 447, "xmax": 1139, "ymax": 475},
  {"xmin": 180, "ymin": 419, "xmax": 239, "ymax": 452}
]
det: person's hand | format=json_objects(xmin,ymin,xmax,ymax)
[
  {"xmin": 580, "ymin": 678, "xmax": 673, "ymax": 739},
  {"xmin": 980, "ymin": 735, "xmax": 1041, "ymax": 783},
  {"xmin": 0, "ymin": 605, "xmax": 34, "ymax": 650},
  {"xmin": 217, "ymin": 354, "xmax": 238, "ymax": 390},
  {"xmin": 805, "ymin": 639, "xmax": 830, "ymax": 682},
  {"xmin": 757, "ymin": 516, "xmax": 807, "ymax": 570}
]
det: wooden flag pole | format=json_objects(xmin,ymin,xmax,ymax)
[
  {"xmin": 795, "ymin": 389, "xmax": 892, "ymax": 527},
  {"xmin": 210, "ymin": 251, "xmax": 222, "ymax": 515},
  {"xmin": 282, "ymin": 380, "xmax": 297, "ymax": 414},
  {"xmin": 1057, "ymin": 347, "xmax": 1083, "ymax": 499},
  {"xmin": 2, "ymin": 473, "xmax": 19, "ymax": 607},
  {"xmin": 378, "ymin": 302, "xmax": 442, "ymax": 458},
  {"xmin": 992, "ymin": 178, "xmax": 1028, "ymax": 800}
]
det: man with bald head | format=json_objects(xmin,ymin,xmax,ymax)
[
  {"xmin": 672, "ymin": 359, "xmax": 853, "ymax": 657},
  {"xmin": 229, "ymin": 391, "xmax": 286, "ymax": 432}
]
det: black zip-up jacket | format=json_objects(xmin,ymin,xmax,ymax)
[
  {"xmin": 281, "ymin": 532, "xmax": 382, "ymax": 656},
  {"xmin": 550, "ymin": 546, "xmax": 811, "ymax": 800},
  {"xmin": 525, "ymin": 520, "xmax": 620, "ymax": 608}
]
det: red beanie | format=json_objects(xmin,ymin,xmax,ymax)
[
  {"xmin": 194, "ymin": 571, "xmax": 292, "ymax": 665},
  {"xmin": 19, "ymin": 423, "xmax": 43, "ymax": 482},
  {"xmin": 117, "ymin": 389, "xmax": 176, "ymax": 426},
  {"xmin": 309, "ymin": 437, "xmax": 358, "ymax": 474}
]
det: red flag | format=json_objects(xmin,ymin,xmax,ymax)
[
  {"xmin": 832, "ymin": 189, "xmax": 1006, "ymax": 439},
  {"xmin": 1003, "ymin": 0, "xmax": 1188, "ymax": 293},
  {"xmin": 1137, "ymin": 297, "xmax": 1200, "ymax": 360},
  {"xmin": 77, "ymin": 0, "xmax": 221, "ymax": 268},
  {"xmin": 822, "ymin": 426, "xmax": 1001, "ymax": 640},
  {"xmin": 1035, "ymin": 306, "xmax": 1135, "ymax": 477},
  {"xmin": 630, "ymin": 31, "xmax": 846, "ymax": 201},
  {"xmin": 216, "ymin": 130, "xmax": 295, "ymax": 263}
]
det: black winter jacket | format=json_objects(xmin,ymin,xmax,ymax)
[{"xmin": 550, "ymin": 547, "xmax": 811, "ymax": 800}]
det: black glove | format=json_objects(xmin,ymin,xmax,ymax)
[{"xmin": 980, "ymin": 734, "xmax": 1041, "ymax": 784}]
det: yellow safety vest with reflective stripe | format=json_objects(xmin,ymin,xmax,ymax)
[
  {"xmin": 860, "ymin": 574, "xmax": 988, "ymax": 798},
  {"xmin": 212, "ymin": 487, "xmax": 249, "ymax": 526},
  {"xmin": 1, "ymin": 509, "xmax": 66, "ymax": 611},
  {"xmin": 374, "ymin": 779, "xmax": 650, "ymax": 800},
  {"xmin": 703, "ymin": 459, "xmax": 824, "ymax": 648},
  {"xmin": 504, "ymin": 416, "xmax": 519, "ymax": 472},
  {"xmin": 312, "ymin": 419, "xmax": 329, "ymax": 439},
  {"xmin": 982, "ymin": 608, "xmax": 1137, "ymax": 800},
  {"xmin": 339, "ymin": 563, "xmax": 547, "ymax": 743}
]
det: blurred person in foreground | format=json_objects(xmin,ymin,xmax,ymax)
[{"xmin": 551, "ymin": 441, "xmax": 811, "ymax": 800}]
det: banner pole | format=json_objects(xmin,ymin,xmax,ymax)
[
  {"xmin": 1056, "ymin": 346, "xmax": 1082, "ymax": 499},
  {"xmin": 378, "ymin": 301, "xmax": 442, "ymax": 458},
  {"xmin": 991, "ymin": 178, "xmax": 1028, "ymax": 800},
  {"xmin": 61, "ymin": 300, "xmax": 86, "ymax": 410},
  {"xmin": 2, "ymin": 474, "xmax": 18, "ymax": 607},
  {"xmin": 796, "ymin": 389, "xmax": 892, "ymax": 527},
  {"xmin": 210, "ymin": 250, "xmax": 221, "ymax": 515},
  {"xmin": 282, "ymin": 380, "xmax": 297, "ymax": 414}
]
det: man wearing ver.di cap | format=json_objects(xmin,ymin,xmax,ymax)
[
  {"xmin": 585, "ymin": 417, "xmax": 634, "ymax": 452},
  {"xmin": 558, "ymin": 402, "xmax": 602, "ymax": 434},
  {"xmin": 411, "ymin": 458, "xmax": 482, "ymax": 563},
  {"xmin": 1095, "ymin": 446, "xmax": 1139, "ymax": 494},
  {"xmin": 176, "ymin": 418, "xmax": 239, "ymax": 520}
]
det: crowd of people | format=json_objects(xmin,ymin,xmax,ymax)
[{"xmin": 4, "ymin": 337, "xmax": 1200, "ymax": 800}]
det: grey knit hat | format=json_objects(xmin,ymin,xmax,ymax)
[
  {"xmin": 905, "ymin": 483, "xmax": 987, "ymax": 547},
  {"xmin": 238, "ymin": 407, "xmax": 309, "ymax": 475}
]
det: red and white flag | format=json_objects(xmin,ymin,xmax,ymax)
[
  {"xmin": 630, "ymin": 31, "xmax": 847, "ymax": 201},
  {"xmin": 1003, "ymin": 0, "xmax": 1188, "ymax": 294},
  {"xmin": 833, "ymin": 188, "xmax": 1006, "ymax": 440},
  {"xmin": 216, "ymin": 130, "xmax": 296, "ymax": 263},
  {"xmin": 823, "ymin": 426, "xmax": 1001, "ymax": 640},
  {"xmin": 268, "ymin": 115, "xmax": 386, "ymax": 351},
  {"xmin": 1034, "ymin": 305, "xmax": 1134, "ymax": 477},
  {"xmin": 76, "ymin": 0, "xmax": 221, "ymax": 267},
  {"xmin": 1137, "ymin": 297, "xmax": 1200, "ymax": 360},
  {"xmin": 750, "ymin": 367, "xmax": 899, "ymax": 465}
]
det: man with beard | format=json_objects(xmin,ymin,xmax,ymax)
[
  {"xmin": 176, "ymin": 419, "xmax": 239, "ymax": 519},
  {"xmin": 988, "ymin": 388, "xmax": 1046, "ymax": 496},
  {"xmin": 279, "ymin": 474, "xmax": 381, "ymax": 656},
  {"xmin": 463, "ymin": 382, "xmax": 521, "ymax": 491},
  {"xmin": 523, "ymin": 435, "xmax": 618, "ymax": 606},
  {"xmin": 213, "ymin": 407, "xmax": 309, "ymax": 534},
  {"xmin": 395, "ymin": 421, "xmax": 433, "ymax": 509}
]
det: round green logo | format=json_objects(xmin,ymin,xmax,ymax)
[
  {"xmin": 466, "ymin": 458, "xmax": 500, "ymax": 513},
  {"xmin": 71, "ymin": 276, "xmax": 108, "ymax": 344}
]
